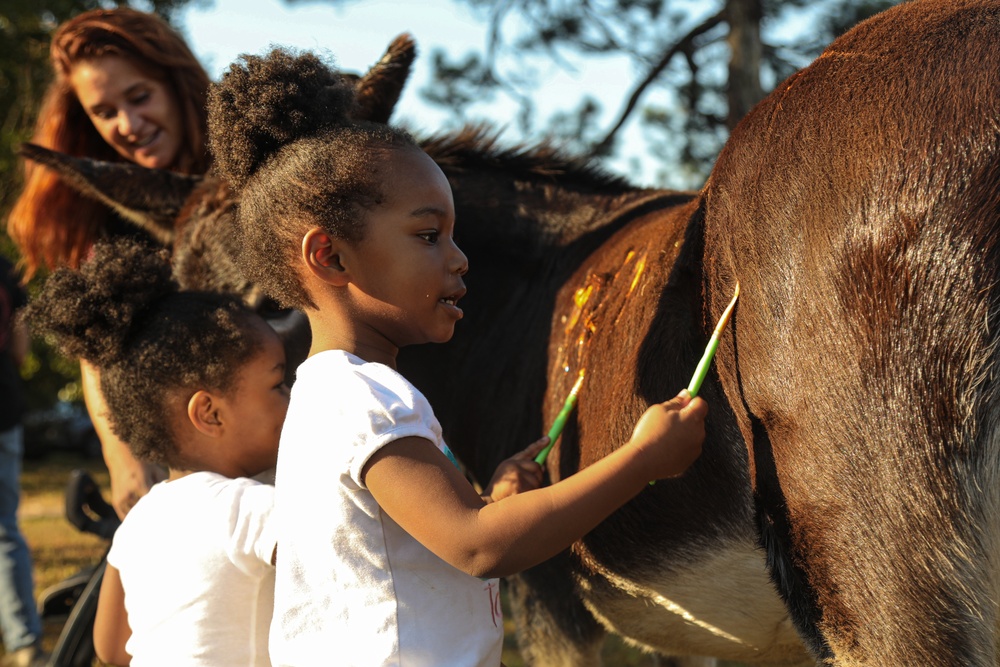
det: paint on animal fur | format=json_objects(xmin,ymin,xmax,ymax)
[{"xmin": 556, "ymin": 247, "xmax": 649, "ymax": 377}]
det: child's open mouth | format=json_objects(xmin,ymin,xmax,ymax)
[{"xmin": 439, "ymin": 288, "xmax": 466, "ymax": 316}]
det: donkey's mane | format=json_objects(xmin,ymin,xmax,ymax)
[{"xmin": 417, "ymin": 124, "xmax": 637, "ymax": 193}]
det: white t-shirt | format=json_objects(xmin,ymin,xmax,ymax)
[
  {"xmin": 107, "ymin": 472, "xmax": 276, "ymax": 666},
  {"xmin": 270, "ymin": 350, "xmax": 504, "ymax": 667}
]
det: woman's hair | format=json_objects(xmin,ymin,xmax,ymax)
[
  {"xmin": 7, "ymin": 8, "xmax": 211, "ymax": 280},
  {"xmin": 208, "ymin": 48, "xmax": 418, "ymax": 309},
  {"xmin": 28, "ymin": 237, "xmax": 263, "ymax": 468}
]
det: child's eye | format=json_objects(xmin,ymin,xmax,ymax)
[
  {"xmin": 129, "ymin": 91, "xmax": 150, "ymax": 105},
  {"xmin": 92, "ymin": 108, "xmax": 116, "ymax": 121},
  {"xmin": 417, "ymin": 231, "xmax": 439, "ymax": 244}
]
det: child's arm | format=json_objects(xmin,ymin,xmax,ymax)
[
  {"xmin": 94, "ymin": 563, "xmax": 133, "ymax": 666},
  {"xmin": 482, "ymin": 436, "xmax": 548, "ymax": 503},
  {"xmin": 363, "ymin": 391, "xmax": 705, "ymax": 579}
]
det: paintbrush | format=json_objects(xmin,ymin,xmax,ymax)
[
  {"xmin": 534, "ymin": 370, "xmax": 586, "ymax": 466},
  {"xmin": 646, "ymin": 282, "xmax": 740, "ymax": 486},
  {"xmin": 687, "ymin": 282, "xmax": 740, "ymax": 398},
  {"xmin": 534, "ymin": 282, "xmax": 737, "ymax": 469}
]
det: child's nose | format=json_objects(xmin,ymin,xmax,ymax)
[{"xmin": 451, "ymin": 243, "xmax": 469, "ymax": 276}]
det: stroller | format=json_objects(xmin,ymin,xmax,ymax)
[{"xmin": 38, "ymin": 470, "xmax": 119, "ymax": 667}]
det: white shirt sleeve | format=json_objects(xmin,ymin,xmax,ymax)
[{"xmin": 337, "ymin": 362, "xmax": 442, "ymax": 488}]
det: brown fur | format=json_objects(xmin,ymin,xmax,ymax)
[{"xmin": 703, "ymin": 1, "xmax": 1000, "ymax": 663}]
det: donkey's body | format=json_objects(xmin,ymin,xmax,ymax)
[
  {"xmin": 24, "ymin": 2, "xmax": 1000, "ymax": 664},
  {"xmin": 701, "ymin": 2, "xmax": 1000, "ymax": 663},
  {"xmin": 408, "ymin": 3, "xmax": 1000, "ymax": 664},
  {"xmin": 402, "ymin": 130, "xmax": 809, "ymax": 667}
]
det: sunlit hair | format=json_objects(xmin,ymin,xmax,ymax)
[
  {"xmin": 7, "ymin": 8, "xmax": 210, "ymax": 280},
  {"xmin": 208, "ymin": 48, "xmax": 417, "ymax": 309}
]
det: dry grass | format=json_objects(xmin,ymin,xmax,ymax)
[
  {"xmin": 13, "ymin": 453, "xmax": 110, "ymax": 661},
  {"xmin": 20, "ymin": 457, "xmax": 110, "ymax": 594},
  {"xmin": 500, "ymin": 599, "xmax": 660, "ymax": 667}
]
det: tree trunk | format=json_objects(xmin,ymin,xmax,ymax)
[{"xmin": 726, "ymin": 0, "xmax": 764, "ymax": 130}]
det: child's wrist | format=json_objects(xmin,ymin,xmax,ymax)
[{"xmin": 621, "ymin": 439, "xmax": 659, "ymax": 486}]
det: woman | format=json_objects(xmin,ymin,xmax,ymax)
[{"xmin": 7, "ymin": 8, "xmax": 211, "ymax": 518}]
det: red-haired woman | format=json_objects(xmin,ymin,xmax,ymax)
[{"xmin": 7, "ymin": 8, "xmax": 212, "ymax": 520}]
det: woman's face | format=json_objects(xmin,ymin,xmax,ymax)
[{"xmin": 69, "ymin": 55, "xmax": 184, "ymax": 170}]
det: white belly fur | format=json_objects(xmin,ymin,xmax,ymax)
[{"xmin": 575, "ymin": 538, "xmax": 813, "ymax": 665}]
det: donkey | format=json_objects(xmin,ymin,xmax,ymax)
[
  {"xmin": 407, "ymin": 2, "xmax": 1000, "ymax": 664},
  {"xmin": 22, "ymin": 2, "xmax": 1000, "ymax": 664},
  {"xmin": 402, "ymin": 130, "xmax": 806, "ymax": 667},
  {"xmin": 699, "ymin": 1, "xmax": 1000, "ymax": 663}
]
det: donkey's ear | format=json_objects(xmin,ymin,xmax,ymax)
[
  {"xmin": 352, "ymin": 33, "xmax": 416, "ymax": 124},
  {"xmin": 18, "ymin": 142, "xmax": 202, "ymax": 247}
]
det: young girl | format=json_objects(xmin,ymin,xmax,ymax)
[
  {"xmin": 208, "ymin": 49, "xmax": 707, "ymax": 667},
  {"xmin": 28, "ymin": 238, "xmax": 288, "ymax": 667}
]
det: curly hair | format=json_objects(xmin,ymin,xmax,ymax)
[
  {"xmin": 27, "ymin": 238, "xmax": 262, "ymax": 468},
  {"xmin": 207, "ymin": 48, "xmax": 418, "ymax": 309},
  {"xmin": 8, "ymin": 8, "xmax": 211, "ymax": 280}
]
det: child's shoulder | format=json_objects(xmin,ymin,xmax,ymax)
[
  {"xmin": 292, "ymin": 350, "xmax": 438, "ymax": 435},
  {"xmin": 299, "ymin": 350, "xmax": 421, "ymax": 402},
  {"xmin": 165, "ymin": 471, "xmax": 272, "ymax": 502},
  {"xmin": 116, "ymin": 473, "xmax": 264, "ymax": 532}
]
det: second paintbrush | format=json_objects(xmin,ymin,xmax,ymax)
[{"xmin": 534, "ymin": 370, "xmax": 585, "ymax": 466}]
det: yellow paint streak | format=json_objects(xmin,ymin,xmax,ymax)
[
  {"xmin": 558, "ymin": 247, "xmax": 652, "ymax": 375},
  {"xmin": 565, "ymin": 284, "xmax": 595, "ymax": 333},
  {"xmin": 628, "ymin": 254, "xmax": 647, "ymax": 295}
]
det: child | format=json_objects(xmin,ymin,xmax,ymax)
[
  {"xmin": 28, "ymin": 238, "xmax": 289, "ymax": 667},
  {"xmin": 207, "ymin": 48, "xmax": 707, "ymax": 667}
]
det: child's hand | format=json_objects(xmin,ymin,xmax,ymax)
[
  {"xmin": 629, "ymin": 390, "xmax": 707, "ymax": 481},
  {"xmin": 483, "ymin": 437, "xmax": 548, "ymax": 503}
]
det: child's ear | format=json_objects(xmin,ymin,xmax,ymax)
[
  {"xmin": 187, "ymin": 390, "xmax": 223, "ymax": 437},
  {"xmin": 302, "ymin": 227, "xmax": 350, "ymax": 286}
]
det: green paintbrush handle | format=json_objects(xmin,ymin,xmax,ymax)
[
  {"xmin": 535, "ymin": 394, "xmax": 579, "ymax": 465},
  {"xmin": 687, "ymin": 335, "xmax": 720, "ymax": 398}
]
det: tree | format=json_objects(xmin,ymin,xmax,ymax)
[{"xmin": 418, "ymin": 0, "xmax": 902, "ymax": 187}]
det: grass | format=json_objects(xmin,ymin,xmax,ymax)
[
  {"xmin": 12, "ymin": 453, "xmax": 736, "ymax": 666},
  {"xmin": 13, "ymin": 453, "xmax": 110, "ymax": 662},
  {"xmin": 500, "ymin": 600, "xmax": 660, "ymax": 667}
]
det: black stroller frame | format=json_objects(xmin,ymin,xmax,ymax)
[{"xmin": 40, "ymin": 470, "xmax": 119, "ymax": 667}]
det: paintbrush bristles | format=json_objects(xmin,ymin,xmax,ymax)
[{"xmin": 712, "ymin": 282, "xmax": 741, "ymax": 337}]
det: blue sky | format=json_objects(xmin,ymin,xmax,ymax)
[{"xmin": 177, "ymin": 0, "xmax": 682, "ymax": 186}]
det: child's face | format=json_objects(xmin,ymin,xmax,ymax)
[
  {"xmin": 218, "ymin": 320, "xmax": 290, "ymax": 477},
  {"xmin": 344, "ymin": 147, "xmax": 469, "ymax": 348}
]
